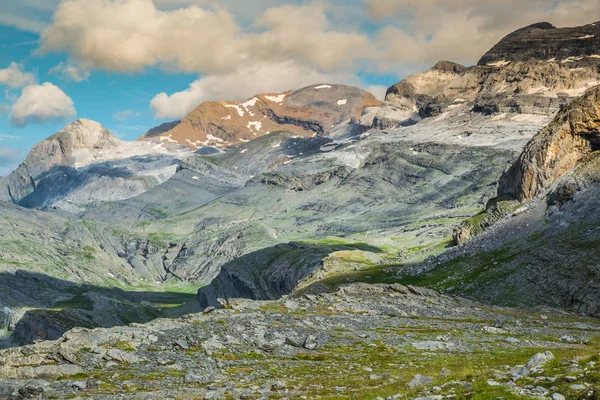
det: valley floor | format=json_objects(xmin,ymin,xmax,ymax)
[{"xmin": 1, "ymin": 283, "xmax": 599, "ymax": 399}]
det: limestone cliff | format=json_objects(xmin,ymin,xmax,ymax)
[{"xmin": 498, "ymin": 85, "xmax": 600, "ymax": 201}]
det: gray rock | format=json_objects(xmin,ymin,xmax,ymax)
[
  {"xmin": 408, "ymin": 374, "xmax": 434, "ymax": 389},
  {"xmin": 525, "ymin": 351, "xmax": 555, "ymax": 370},
  {"xmin": 552, "ymin": 393, "xmax": 566, "ymax": 400},
  {"xmin": 303, "ymin": 335, "xmax": 319, "ymax": 350},
  {"xmin": 18, "ymin": 382, "xmax": 43, "ymax": 399}
]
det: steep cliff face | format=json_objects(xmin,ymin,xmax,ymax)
[
  {"xmin": 479, "ymin": 21, "xmax": 600, "ymax": 65},
  {"xmin": 139, "ymin": 84, "xmax": 381, "ymax": 149},
  {"xmin": 498, "ymin": 85, "xmax": 600, "ymax": 201},
  {"xmin": 373, "ymin": 22, "xmax": 600, "ymax": 129}
]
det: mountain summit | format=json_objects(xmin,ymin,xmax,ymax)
[
  {"xmin": 479, "ymin": 21, "xmax": 600, "ymax": 65},
  {"xmin": 140, "ymin": 84, "xmax": 381, "ymax": 149}
]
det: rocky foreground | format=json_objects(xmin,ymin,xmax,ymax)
[{"xmin": 1, "ymin": 283, "xmax": 599, "ymax": 399}]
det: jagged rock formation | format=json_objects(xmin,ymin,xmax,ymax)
[
  {"xmin": 139, "ymin": 84, "xmax": 381, "ymax": 149},
  {"xmin": 372, "ymin": 22, "xmax": 600, "ymax": 129},
  {"xmin": 498, "ymin": 85, "xmax": 600, "ymax": 201},
  {"xmin": 479, "ymin": 21, "xmax": 600, "ymax": 65},
  {"xmin": 5, "ymin": 119, "xmax": 191, "ymax": 210}
]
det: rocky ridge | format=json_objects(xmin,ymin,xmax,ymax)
[
  {"xmin": 370, "ymin": 23, "xmax": 600, "ymax": 130},
  {"xmin": 139, "ymin": 84, "xmax": 381, "ymax": 150},
  {"xmin": 4, "ymin": 119, "xmax": 192, "ymax": 210},
  {"xmin": 2, "ymin": 20, "xmax": 600, "ymax": 400},
  {"xmin": 479, "ymin": 21, "xmax": 600, "ymax": 66}
]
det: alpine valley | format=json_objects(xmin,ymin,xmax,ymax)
[{"xmin": 2, "ymin": 20, "xmax": 600, "ymax": 400}]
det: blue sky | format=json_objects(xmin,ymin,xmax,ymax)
[{"xmin": 0, "ymin": 0, "xmax": 598, "ymax": 175}]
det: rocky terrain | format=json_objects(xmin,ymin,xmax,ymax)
[
  {"xmin": 479, "ymin": 21, "xmax": 600, "ymax": 65},
  {"xmin": 1, "ymin": 19, "xmax": 600, "ymax": 400},
  {"xmin": 139, "ymin": 84, "xmax": 381, "ymax": 149},
  {"xmin": 2, "ymin": 284, "xmax": 600, "ymax": 399},
  {"xmin": 4, "ymin": 119, "xmax": 191, "ymax": 211}
]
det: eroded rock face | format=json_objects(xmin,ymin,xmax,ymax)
[
  {"xmin": 498, "ymin": 85, "xmax": 600, "ymax": 201},
  {"xmin": 478, "ymin": 21, "xmax": 600, "ymax": 66},
  {"xmin": 139, "ymin": 84, "xmax": 381, "ymax": 149},
  {"xmin": 5, "ymin": 119, "xmax": 191, "ymax": 209},
  {"xmin": 373, "ymin": 21, "xmax": 600, "ymax": 129}
]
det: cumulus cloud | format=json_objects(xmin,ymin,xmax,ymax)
[
  {"xmin": 10, "ymin": 82, "xmax": 76, "ymax": 127},
  {"xmin": 150, "ymin": 60, "xmax": 356, "ymax": 119},
  {"xmin": 49, "ymin": 61, "xmax": 91, "ymax": 82},
  {"xmin": 0, "ymin": 63, "xmax": 36, "ymax": 89},
  {"xmin": 40, "ymin": 0, "xmax": 370, "ymax": 74}
]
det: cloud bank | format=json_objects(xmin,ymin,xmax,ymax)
[{"xmin": 10, "ymin": 82, "xmax": 76, "ymax": 127}]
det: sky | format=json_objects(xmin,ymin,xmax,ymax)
[{"xmin": 0, "ymin": 0, "xmax": 599, "ymax": 175}]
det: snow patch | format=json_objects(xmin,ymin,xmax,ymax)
[
  {"xmin": 314, "ymin": 85, "xmax": 332, "ymax": 89},
  {"xmin": 320, "ymin": 144, "xmax": 338, "ymax": 152},
  {"xmin": 240, "ymin": 149, "xmax": 248, "ymax": 154},
  {"xmin": 221, "ymin": 115, "xmax": 232, "ymax": 120},
  {"xmin": 337, "ymin": 99, "xmax": 348, "ymax": 106},
  {"xmin": 192, "ymin": 176, "xmax": 200, "ymax": 180},
  {"xmin": 159, "ymin": 135, "xmax": 178, "ymax": 144},
  {"xmin": 272, "ymin": 141, "xmax": 281, "ymax": 148},
  {"xmin": 247, "ymin": 116, "xmax": 266, "ymax": 134},
  {"xmin": 241, "ymin": 97, "xmax": 259, "ymax": 116},
  {"xmin": 225, "ymin": 104, "xmax": 244, "ymax": 117},
  {"xmin": 487, "ymin": 60, "xmax": 510, "ymax": 67},
  {"xmin": 265, "ymin": 94, "xmax": 286, "ymax": 103},
  {"xmin": 561, "ymin": 56, "xmax": 584, "ymax": 63},
  {"xmin": 510, "ymin": 114, "xmax": 549, "ymax": 123},
  {"xmin": 579, "ymin": 34, "xmax": 595, "ymax": 39}
]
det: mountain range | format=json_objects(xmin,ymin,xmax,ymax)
[{"xmin": 1, "ymin": 20, "xmax": 600, "ymax": 400}]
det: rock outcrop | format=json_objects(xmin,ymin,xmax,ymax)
[
  {"xmin": 498, "ymin": 85, "xmax": 600, "ymax": 201},
  {"xmin": 479, "ymin": 21, "xmax": 600, "ymax": 66},
  {"xmin": 139, "ymin": 84, "xmax": 381, "ymax": 149},
  {"xmin": 5, "ymin": 119, "xmax": 191, "ymax": 209},
  {"xmin": 373, "ymin": 22, "xmax": 600, "ymax": 128}
]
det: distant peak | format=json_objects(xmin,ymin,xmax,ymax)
[
  {"xmin": 431, "ymin": 61, "xmax": 466, "ymax": 73},
  {"xmin": 518, "ymin": 22, "xmax": 556, "ymax": 32}
]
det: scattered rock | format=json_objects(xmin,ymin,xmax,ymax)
[{"xmin": 408, "ymin": 374, "xmax": 434, "ymax": 389}]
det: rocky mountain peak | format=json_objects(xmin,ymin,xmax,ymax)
[
  {"xmin": 139, "ymin": 84, "xmax": 381, "ymax": 150},
  {"xmin": 478, "ymin": 21, "xmax": 600, "ymax": 66},
  {"xmin": 431, "ymin": 61, "xmax": 466, "ymax": 73}
]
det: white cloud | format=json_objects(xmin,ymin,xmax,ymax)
[
  {"xmin": 10, "ymin": 82, "xmax": 76, "ymax": 127},
  {"xmin": 48, "ymin": 62, "xmax": 91, "ymax": 82},
  {"xmin": 150, "ymin": 60, "xmax": 355, "ymax": 119},
  {"xmin": 113, "ymin": 110, "xmax": 141, "ymax": 121},
  {"xmin": 0, "ymin": 63, "xmax": 36, "ymax": 89},
  {"xmin": 40, "ymin": 0, "xmax": 371, "ymax": 74}
]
